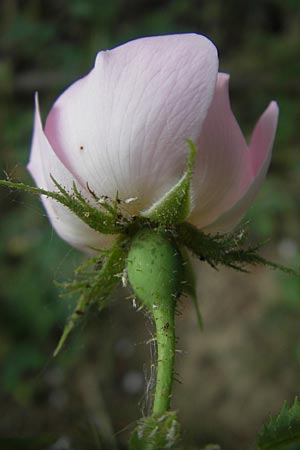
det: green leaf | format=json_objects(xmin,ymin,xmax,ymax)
[
  {"xmin": 53, "ymin": 235, "xmax": 128, "ymax": 356},
  {"xmin": 257, "ymin": 397, "xmax": 300, "ymax": 450},
  {"xmin": 142, "ymin": 140, "xmax": 197, "ymax": 226}
]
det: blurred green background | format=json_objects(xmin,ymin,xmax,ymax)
[{"xmin": 0, "ymin": 1, "xmax": 300, "ymax": 449}]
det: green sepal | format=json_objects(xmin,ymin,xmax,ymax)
[
  {"xmin": 53, "ymin": 235, "xmax": 128, "ymax": 356},
  {"xmin": 176, "ymin": 221, "xmax": 298, "ymax": 274},
  {"xmin": 180, "ymin": 248, "xmax": 203, "ymax": 331},
  {"xmin": 130, "ymin": 411, "xmax": 180, "ymax": 450},
  {"xmin": 257, "ymin": 397, "xmax": 300, "ymax": 450},
  {"xmin": 0, "ymin": 179, "xmax": 123, "ymax": 234},
  {"xmin": 142, "ymin": 140, "xmax": 197, "ymax": 226}
]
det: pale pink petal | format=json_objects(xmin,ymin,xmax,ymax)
[
  {"xmin": 28, "ymin": 94, "xmax": 115, "ymax": 252},
  {"xmin": 204, "ymin": 101, "xmax": 279, "ymax": 232},
  {"xmin": 189, "ymin": 73, "xmax": 252, "ymax": 228},
  {"xmin": 248, "ymin": 101, "xmax": 279, "ymax": 174},
  {"xmin": 188, "ymin": 73, "xmax": 278, "ymax": 231},
  {"xmin": 44, "ymin": 34, "xmax": 218, "ymax": 214}
]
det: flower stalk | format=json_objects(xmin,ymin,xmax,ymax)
[
  {"xmin": 127, "ymin": 229, "xmax": 182, "ymax": 415},
  {"xmin": 152, "ymin": 301, "xmax": 175, "ymax": 415},
  {"xmin": 127, "ymin": 228, "xmax": 182, "ymax": 448}
]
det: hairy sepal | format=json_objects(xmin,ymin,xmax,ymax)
[
  {"xmin": 0, "ymin": 179, "xmax": 123, "ymax": 234},
  {"xmin": 177, "ymin": 221, "xmax": 298, "ymax": 274},
  {"xmin": 53, "ymin": 235, "xmax": 128, "ymax": 356}
]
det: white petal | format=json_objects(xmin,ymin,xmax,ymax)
[
  {"xmin": 44, "ymin": 34, "xmax": 218, "ymax": 214},
  {"xmin": 28, "ymin": 93, "xmax": 115, "ymax": 252}
]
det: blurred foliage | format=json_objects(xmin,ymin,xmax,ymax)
[{"xmin": 0, "ymin": 0, "xmax": 300, "ymax": 449}]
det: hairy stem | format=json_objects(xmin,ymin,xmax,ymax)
[
  {"xmin": 152, "ymin": 301, "xmax": 175, "ymax": 415},
  {"xmin": 126, "ymin": 228, "xmax": 182, "ymax": 416}
]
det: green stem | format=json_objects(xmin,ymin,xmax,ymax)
[
  {"xmin": 152, "ymin": 301, "xmax": 175, "ymax": 415},
  {"xmin": 127, "ymin": 229, "xmax": 182, "ymax": 449},
  {"xmin": 126, "ymin": 228, "xmax": 182, "ymax": 417}
]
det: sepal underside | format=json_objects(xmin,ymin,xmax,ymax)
[{"xmin": 142, "ymin": 140, "xmax": 197, "ymax": 226}]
